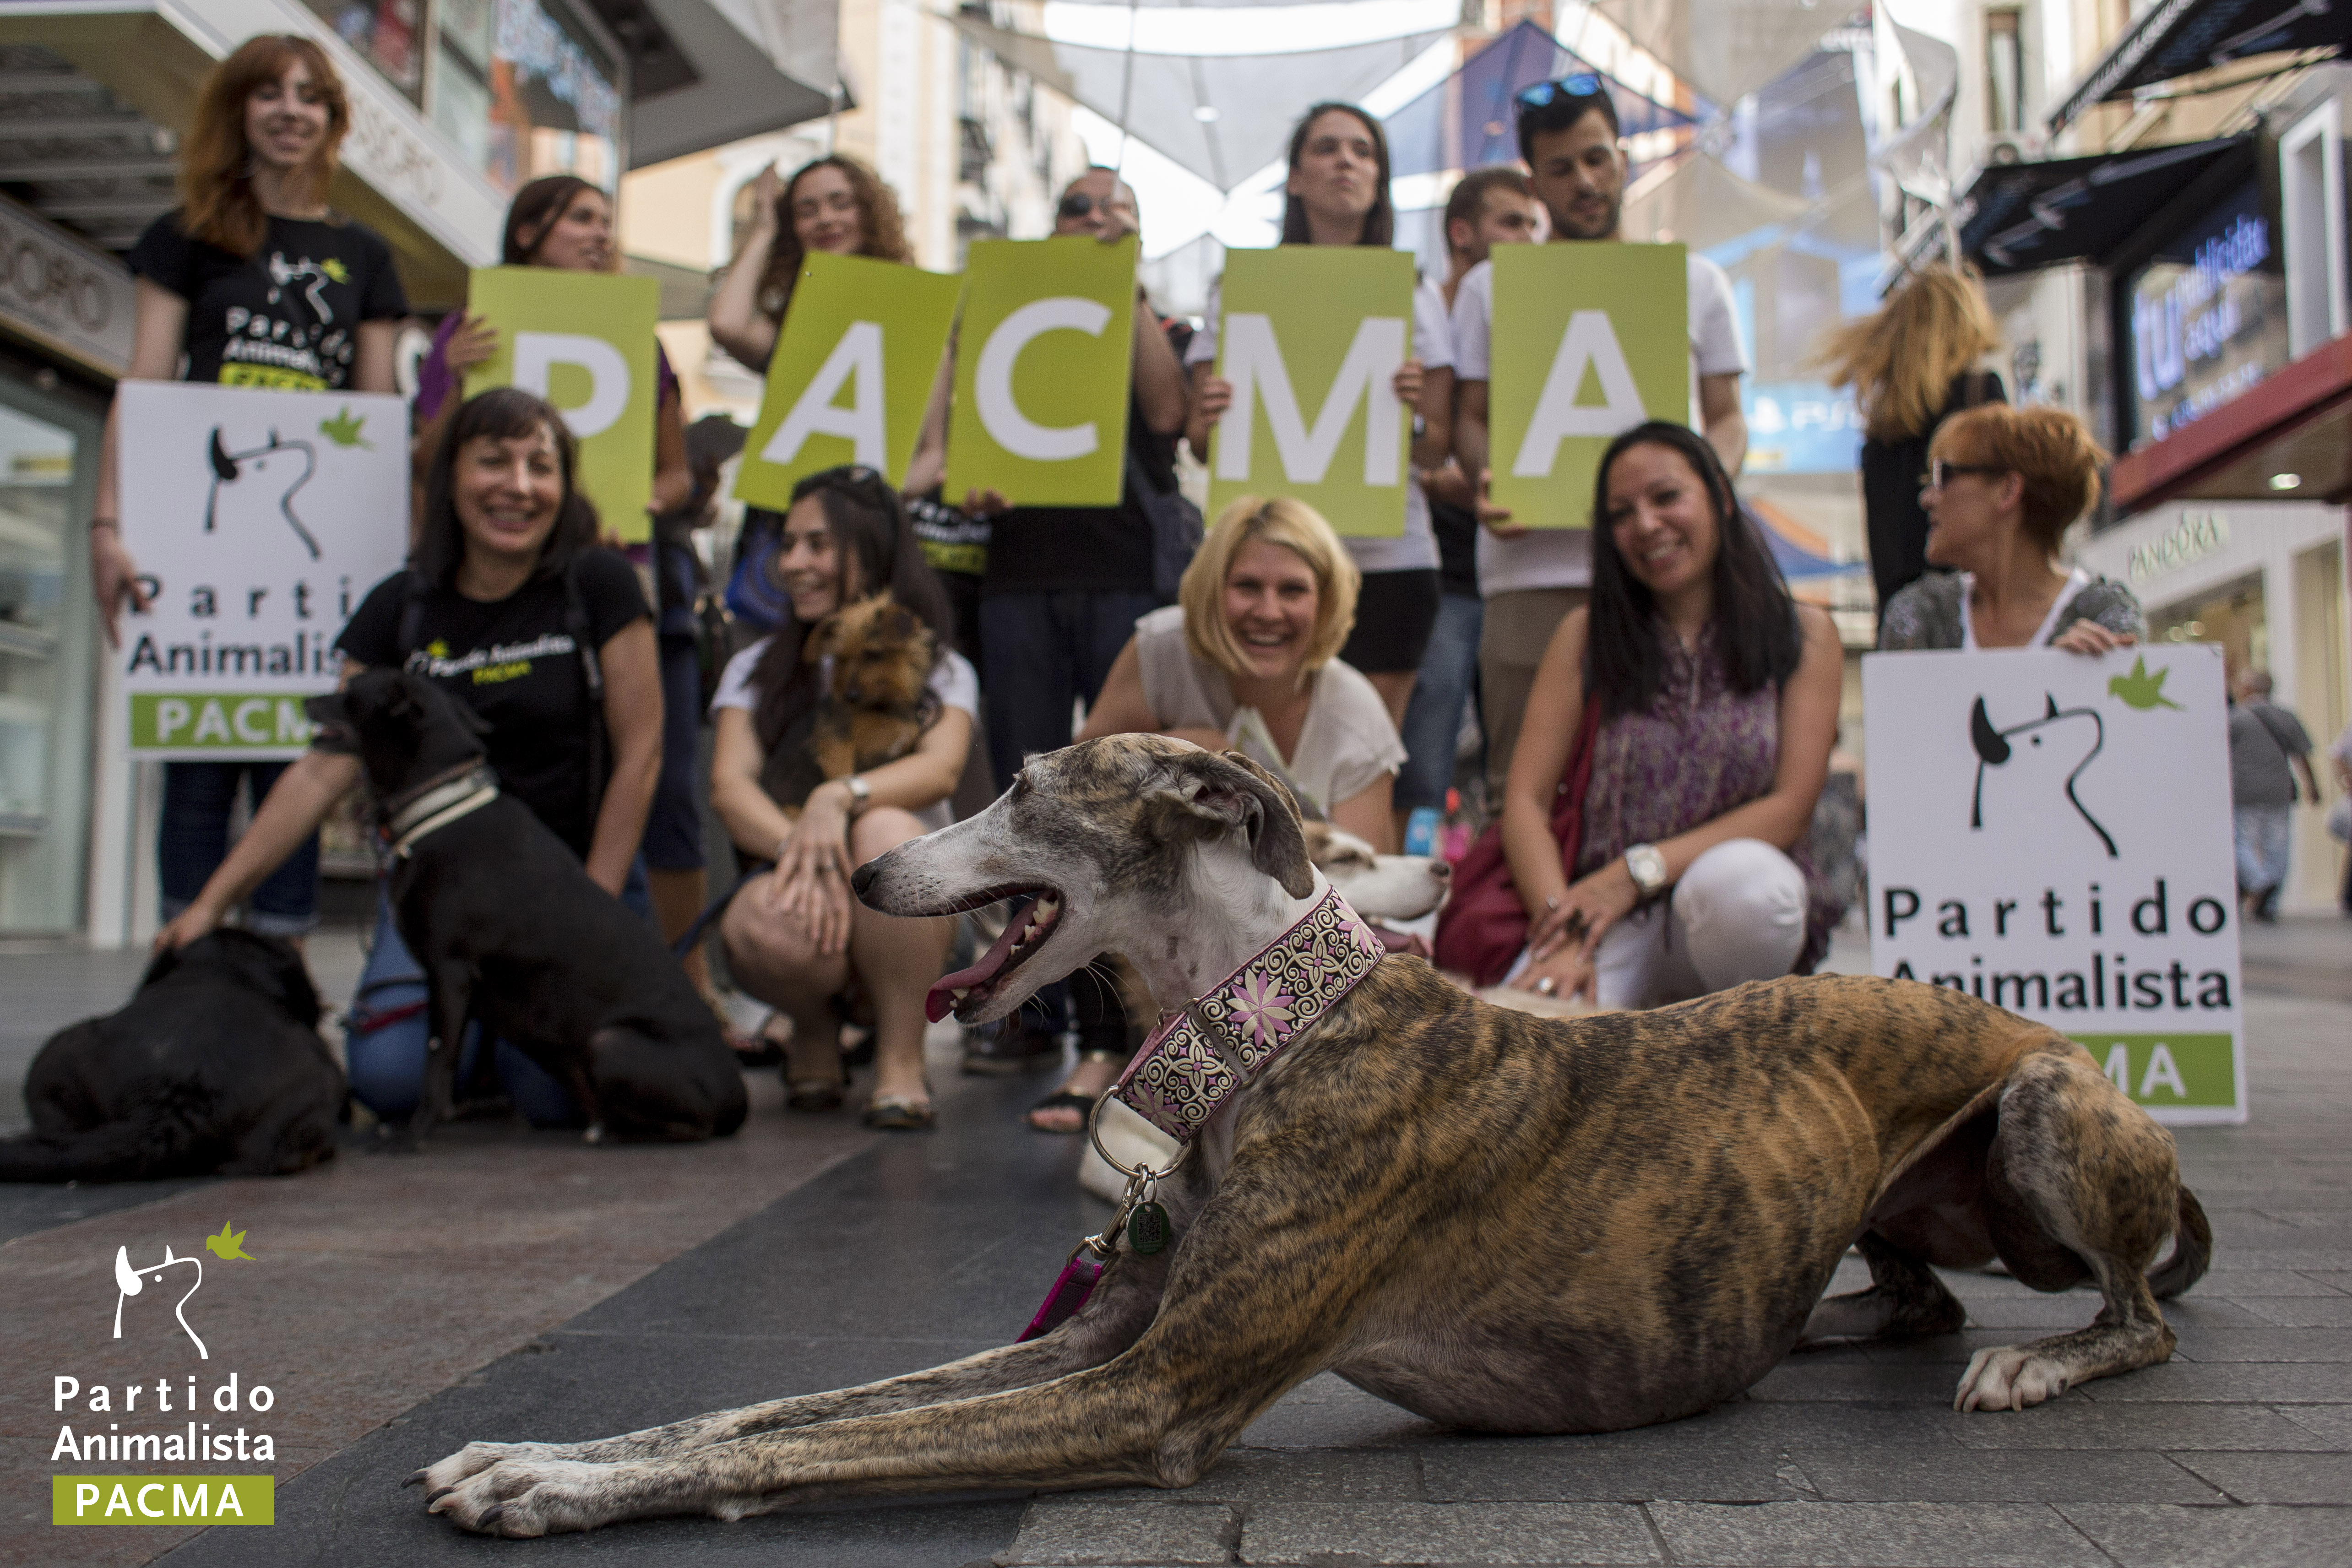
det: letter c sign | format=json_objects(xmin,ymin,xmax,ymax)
[{"xmin": 972, "ymin": 298, "xmax": 1108, "ymax": 461}]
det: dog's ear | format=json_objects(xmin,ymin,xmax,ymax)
[
  {"xmin": 1148, "ymin": 749, "xmax": 1314, "ymax": 898},
  {"xmin": 1970, "ymin": 696, "xmax": 2010, "ymax": 765}
]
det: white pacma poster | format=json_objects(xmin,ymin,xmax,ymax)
[
  {"xmin": 1863, "ymin": 644, "xmax": 2245, "ymax": 1125},
  {"xmin": 114, "ymin": 382, "xmax": 409, "ymax": 757}
]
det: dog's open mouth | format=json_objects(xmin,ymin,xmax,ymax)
[{"xmin": 925, "ymin": 888, "xmax": 1064, "ymax": 1022}]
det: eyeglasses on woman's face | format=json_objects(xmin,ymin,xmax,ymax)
[{"xmin": 1922, "ymin": 459, "xmax": 2004, "ymax": 492}]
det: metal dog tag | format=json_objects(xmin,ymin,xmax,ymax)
[{"xmin": 1127, "ymin": 1201, "xmax": 1169, "ymax": 1256}]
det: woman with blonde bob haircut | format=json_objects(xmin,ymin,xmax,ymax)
[
  {"xmin": 1022, "ymin": 495, "xmax": 1407, "ymax": 1134},
  {"xmin": 1879, "ymin": 402, "xmax": 2142, "ymax": 653},
  {"xmin": 1814, "ymin": 265, "xmax": 2008, "ymax": 618}
]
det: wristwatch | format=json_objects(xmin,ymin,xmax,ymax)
[
  {"xmin": 840, "ymin": 775, "xmax": 872, "ymax": 817},
  {"xmin": 1624, "ymin": 843, "xmax": 1668, "ymax": 899}
]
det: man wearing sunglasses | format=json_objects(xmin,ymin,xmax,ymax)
[
  {"xmin": 1450, "ymin": 74, "xmax": 1751, "ymax": 798},
  {"xmin": 956, "ymin": 166, "xmax": 1190, "ymax": 1076}
]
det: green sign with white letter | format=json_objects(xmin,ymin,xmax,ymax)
[
  {"xmin": 465, "ymin": 267, "xmax": 660, "ymax": 542},
  {"xmin": 1486, "ymin": 243, "xmax": 1688, "ymax": 528},
  {"xmin": 1208, "ymin": 246, "xmax": 1415, "ymax": 537},
  {"xmin": 945, "ymin": 236, "xmax": 1135, "ymax": 506},
  {"xmin": 734, "ymin": 253, "xmax": 962, "ymax": 509}
]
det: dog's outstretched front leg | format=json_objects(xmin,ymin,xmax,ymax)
[{"xmin": 406, "ymin": 960, "xmax": 475, "ymax": 1147}]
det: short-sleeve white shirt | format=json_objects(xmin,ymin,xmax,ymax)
[
  {"xmin": 1185, "ymin": 271, "xmax": 1454, "ymax": 575},
  {"xmin": 711, "ymin": 638, "xmax": 980, "ymax": 830},
  {"xmin": 1450, "ymin": 249, "xmax": 1748, "ymax": 597}
]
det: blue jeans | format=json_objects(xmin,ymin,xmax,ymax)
[
  {"xmin": 978, "ymin": 588, "xmax": 1155, "ymax": 1047},
  {"xmin": 1395, "ymin": 593, "xmax": 1483, "ymax": 816},
  {"xmin": 2233, "ymin": 804, "xmax": 2292, "ymax": 901},
  {"xmin": 346, "ymin": 863, "xmax": 651, "ymax": 1129},
  {"xmin": 159, "ymin": 761, "xmax": 319, "ymax": 934}
]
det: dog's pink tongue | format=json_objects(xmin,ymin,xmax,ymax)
[{"xmin": 925, "ymin": 897, "xmax": 1037, "ymax": 1022}]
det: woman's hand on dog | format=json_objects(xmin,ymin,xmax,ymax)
[
  {"xmin": 766, "ymin": 785, "xmax": 857, "ymax": 955},
  {"xmin": 153, "ymin": 901, "xmax": 222, "ymax": 953}
]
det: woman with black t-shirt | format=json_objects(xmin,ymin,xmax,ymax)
[
  {"xmin": 157, "ymin": 389, "xmax": 663, "ymax": 1128},
  {"xmin": 95, "ymin": 34, "xmax": 409, "ymax": 944}
]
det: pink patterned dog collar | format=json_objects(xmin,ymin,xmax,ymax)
[{"xmin": 1113, "ymin": 886, "xmax": 1385, "ymax": 1142}]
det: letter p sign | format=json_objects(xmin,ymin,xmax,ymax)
[{"xmin": 512, "ymin": 332, "xmax": 630, "ymax": 439}]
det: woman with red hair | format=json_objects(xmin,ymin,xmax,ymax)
[{"xmin": 94, "ymin": 33, "xmax": 409, "ymax": 943}]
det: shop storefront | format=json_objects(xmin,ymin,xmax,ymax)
[{"xmin": 0, "ymin": 194, "xmax": 125, "ymax": 936}]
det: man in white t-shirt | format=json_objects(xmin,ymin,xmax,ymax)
[{"xmin": 1450, "ymin": 75, "xmax": 1751, "ymax": 795}]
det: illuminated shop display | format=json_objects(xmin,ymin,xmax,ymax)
[{"xmin": 2118, "ymin": 181, "xmax": 2289, "ymax": 448}]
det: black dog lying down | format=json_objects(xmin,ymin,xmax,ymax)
[
  {"xmin": 310, "ymin": 669, "xmax": 745, "ymax": 1144},
  {"xmin": 0, "ymin": 929, "xmax": 342, "ymax": 1182}
]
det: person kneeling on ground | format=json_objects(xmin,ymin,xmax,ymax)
[
  {"xmin": 155, "ymin": 388, "xmax": 664, "ymax": 1128},
  {"xmin": 1024, "ymin": 493, "xmax": 1407, "ymax": 1132},
  {"xmin": 1450, "ymin": 421, "xmax": 1842, "ymax": 1009},
  {"xmin": 708, "ymin": 467, "xmax": 973, "ymax": 1131}
]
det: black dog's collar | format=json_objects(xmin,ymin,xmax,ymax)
[{"xmin": 384, "ymin": 765, "xmax": 500, "ymax": 859}]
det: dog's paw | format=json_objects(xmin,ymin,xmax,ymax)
[
  {"xmin": 1954, "ymin": 1345, "xmax": 2070, "ymax": 1412},
  {"xmin": 412, "ymin": 1440, "xmax": 555, "ymax": 1499},
  {"xmin": 425, "ymin": 1455, "xmax": 618, "ymax": 1536}
]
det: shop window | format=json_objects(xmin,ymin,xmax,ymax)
[
  {"xmin": 1985, "ymin": 10, "xmax": 2025, "ymax": 135},
  {"xmin": 429, "ymin": 0, "xmax": 622, "ymax": 196},
  {"xmin": 2115, "ymin": 178, "xmax": 2290, "ymax": 448},
  {"xmin": 2151, "ymin": 570, "xmax": 2266, "ymax": 686},
  {"xmin": 301, "ymin": 0, "xmax": 424, "ymax": 104},
  {"xmin": 2279, "ymin": 99, "xmax": 2347, "ymax": 357}
]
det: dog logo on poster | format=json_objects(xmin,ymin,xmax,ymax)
[
  {"xmin": 111, "ymin": 1243, "xmax": 207, "ymax": 1359},
  {"xmin": 1968, "ymin": 694, "xmax": 2117, "ymax": 857},
  {"xmin": 205, "ymin": 427, "xmax": 321, "ymax": 560}
]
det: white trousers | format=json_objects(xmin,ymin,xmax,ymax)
[{"xmin": 1510, "ymin": 838, "xmax": 1809, "ymax": 1010}]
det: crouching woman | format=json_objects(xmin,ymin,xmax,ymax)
[
  {"xmin": 710, "ymin": 467, "xmax": 974, "ymax": 1130},
  {"xmin": 153, "ymin": 388, "xmax": 663, "ymax": 1125},
  {"xmin": 1443, "ymin": 422, "xmax": 1843, "ymax": 1009}
]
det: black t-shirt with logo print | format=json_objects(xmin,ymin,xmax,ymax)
[
  {"xmin": 127, "ymin": 210, "xmax": 408, "ymax": 390},
  {"xmin": 334, "ymin": 551, "xmax": 650, "ymax": 858}
]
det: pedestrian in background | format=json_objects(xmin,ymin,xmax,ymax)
[
  {"xmin": 96, "ymin": 33, "xmax": 409, "ymax": 945},
  {"xmin": 1451, "ymin": 75, "xmax": 1749, "ymax": 804},
  {"xmin": 2228, "ymin": 670, "xmax": 2319, "ymax": 924},
  {"xmin": 1814, "ymin": 266, "xmax": 2006, "ymax": 625}
]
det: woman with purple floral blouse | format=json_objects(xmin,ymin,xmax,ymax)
[{"xmin": 1493, "ymin": 423, "xmax": 1844, "ymax": 1009}]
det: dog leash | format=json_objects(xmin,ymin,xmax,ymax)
[{"xmin": 1015, "ymin": 886, "xmax": 1386, "ymax": 1343}]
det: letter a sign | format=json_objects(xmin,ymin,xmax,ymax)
[
  {"xmin": 465, "ymin": 268, "xmax": 661, "ymax": 542},
  {"xmin": 947, "ymin": 235, "xmax": 1136, "ymax": 506},
  {"xmin": 1208, "ymin": 247, "xmax": 1414, "ymax": 536},
  {"xmin": 734, "ymin": 253, "xmax": 962, "ymax": 508},
  {"xmin": 1488, "ymin": 244, "xmax": 1688, "ymax": 528}
]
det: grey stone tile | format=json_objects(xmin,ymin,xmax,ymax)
[
  {"xmin": 2273, "ymin": 1403, "xmax": 2352, "ymax": 1444},
  {"xmin": 2238, "ymin": 1296, "xmax": 2352, "ymax": 1328},
  {"xmin": 2166, "ymin": 1451, "xmax": 2352, "ymax": 1504},
  {"xmin": 998, "ymin": 1498, "xmax": 1234, "ymax": 1566},
  {"xmin": 1238, "ymin": 1501, "xmax": 1658, "ymax": 1565},
  {"xmin": 1648, "ymin": 1501, "xmax": 2107, "ymax": 1567},
  {"xmin": 2201, "ymin": 1250, "xmax": 2352, "ymax": 1271},
  {"xmin": 1744, "ymin": 1364, "xmax": 1973, "ymax": 1402},
  {"xmin": 1788, "ymin": 1447, "xmax": 2227, "ymax": 1503},
  {"xmin": 1964, "ymin": 1296, "xmax": 2270, "ymax": 1330},
  {"xmin": 2194, "ymin": 1270, "xmax": 2350, "ymax": 1297},
  {"xmin": 2076, "ymin": 1362, "xmax": 2352, "ymax": 1402},
  {"xmin": 1946, "ymin": 1401, "xmax": 2340, "ymax": 1450},
  {"xmin": 2166, "ymin": 1328, "xmax": 2352, "ymax": 1362},
  {"xmin": 1422, "ymin": 1440, "xmax": 1805, "ymax": 1503},
  {"xmin": 1235, "ymin": 1376, "xmax": 1442, "ymax": 1450},
  {"xmin": 2059, "ymin": 1503, "xmax": 2352, "ymax": 1568},
  {"xmin": 1114, "ymin": 1447, "xmax": 1420, "ymax": 1503}
]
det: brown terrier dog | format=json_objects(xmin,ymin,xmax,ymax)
[{"xmin": 763, "ymin": 594, "xmax": 939, "ymax": 814}]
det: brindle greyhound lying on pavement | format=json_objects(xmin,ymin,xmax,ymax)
[{"xmin": 415, "ymin": 735, "xmax": 2211, "ymax": 1537}]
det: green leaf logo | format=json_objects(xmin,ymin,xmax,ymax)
[
  {"xmin": 2107, "ymin": 655, "xmax": 2184, "ymax": 712},
  {"xmin": 202, "ymin": 1221, "xmax": 254, "ymax": 1262},
  {"xmin": 319, "ymin": 407, "xmax": 373, "ymax": 449}
]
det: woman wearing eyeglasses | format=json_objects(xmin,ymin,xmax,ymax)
[
  {"xmin": 1185, "ymin": 103, "xmax": 1452, "ymax": 751},
  {"xmin": 1878, "ymin": 404, "xmax": 2141, "ymax": 653},
  {"xmin": 706, "ymin": 467, "xmax": 974, "ymax": 1130}
]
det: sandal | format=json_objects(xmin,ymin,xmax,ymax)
[
  {"xmin": 1026, "ymin": 1088, "xmax": 1100, "ymax": 1135},
  {"xmin": 863, "ymin": 1091, "xmax": 934, "ymax": 1131},
  {"xmin": 786, "ymin": 1075, "xmax": 845, "ymax": 1112}
]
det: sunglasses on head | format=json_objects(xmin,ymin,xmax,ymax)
[
  {"xmin": 1923, "ymin": 459, "xmax": 2004, "ymax": 490},
  {"xmin": 1514, "ymin": 74, "xmax": 1606, "ymax": 114},
  {"xmin": 1057, "ymin": 191, "xmax": 1130, "ymax": 222}
]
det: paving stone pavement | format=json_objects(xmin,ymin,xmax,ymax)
[{"xmin": 0, "ymin": 917, "xmax": 2342, "ymax": 1565}]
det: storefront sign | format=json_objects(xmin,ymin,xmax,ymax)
[
  {"xmin": 2123, "ymin": 182, "xmax": 2288, "ymax": 445},
  {"xmin": 464, "ymin": 267, "xmax": 659, "ymax": 542},
  {"xmin": 1863, "ymin": 645, "xmax": 2244, "ymax": 1124},
  {"xmin": 734, "ymin": 253, "xmax": 961, "ymax": 508},
  {"xmin": 946, "ymin": 235, "xmax": 1136, "ymax": 507},
  {"xmin": 113, "ymin": 383, "xmax": 410, "ymax": 757},
  {"xmin": 2126, "ymin": 510, "xmax": 2231, "ymax": 584},
  {"xmin": 1486, "ymin": 243, "xmax": 1689, "ymax": 528},
  {"xmin": 1206, "ymin": 246, "xmax": 1414, "ymax": 536},
  {"xmin": 0, "ymin": 194, "xmax": 133, "ymax": 375}
]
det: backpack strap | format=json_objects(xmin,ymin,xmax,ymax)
[{"xmin": 566, "ymin": 553, "xmax": 608, "ymax": 823}]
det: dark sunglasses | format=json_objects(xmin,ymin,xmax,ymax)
[
  {"xmin": 1057, "ymin": 191, "xmax": 1131, "ymax": 222},
  {"xmin": 791, "ymin": 464, "xmax": 891, "ymax": 505},
  {"xmin": 1514, "ymin": 74, "xmax": 1606, "ymax": 114},
  {"xmin": 1923, "ymin": 459, "xmax": 2004, "ymax": 490}
]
